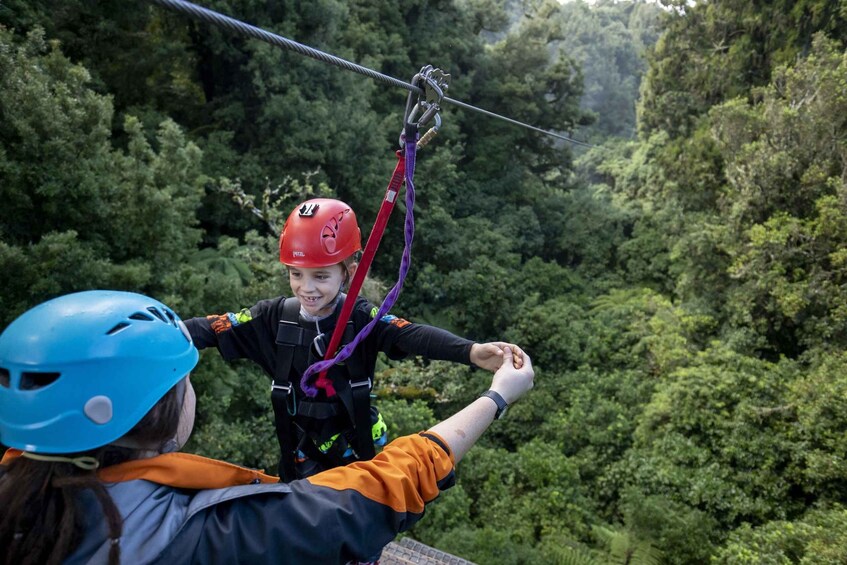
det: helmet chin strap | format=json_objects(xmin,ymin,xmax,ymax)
[
  {"xmin": 20, "ymin": 452, "xmax": 100, "ymax": 470},
  {"xmin": 109, "ymin": 378, "xmax": 191, "ymax": 455}
]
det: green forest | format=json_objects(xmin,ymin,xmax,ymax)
[{"xmin": 2, "ymin": 0, "xmax": 847, "ymax": 562}]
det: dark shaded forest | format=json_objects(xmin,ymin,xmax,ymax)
[{"xmin": 2, "ymin": 0, "xmax": 847, "ymax": 562}]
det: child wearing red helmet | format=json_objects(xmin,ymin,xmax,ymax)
[
  {"xmin": 278, "ymin": 198, "xmax": 365, "ymax": 319},
  {"xmin": 185, "ymin": 198, "xmax": 525, "ymax": 481}
]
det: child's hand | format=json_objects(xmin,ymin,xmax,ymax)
[{"xmin": 470, "ymin": 342, "xmax": 526, "ymax": 372}]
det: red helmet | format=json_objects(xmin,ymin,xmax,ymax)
[{"xmin": 279, "ymin": 198, "xmax": 362, "ymax": 267}]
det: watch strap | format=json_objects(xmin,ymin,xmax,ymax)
[{"xmin": 480, "ymin": 390, "xmax": 508, "ymax": 419}]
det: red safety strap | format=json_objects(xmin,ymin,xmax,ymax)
[{"xmin": 312, "ymin": 151, "xmax": 406, "ymax": 394}]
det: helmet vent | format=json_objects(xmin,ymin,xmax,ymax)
[
  {"xmin": 147, "ymin": 307, "xmax": 167, "ymax": 323},
  {"xmin": 0, "ymin": 368, "xmax": 9, "ymax": 388},
  {"xmin": 163, "ymin": 308, "xmax": 178, "ymax": 326},
  {"xmin": 106, "ymin": 322, "xmax": 131, "ymax": 335},
  {"xmin": 129, "ymin": 312, "xmax": 155, "ymax": 321},
  {"xmin": 20, "ymin": 372, "xmax": 60, "ymax": 391}
]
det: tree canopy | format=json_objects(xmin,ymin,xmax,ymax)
[{"xmin": 3, "ymin": 0, "xmax": 847, "ymax": 562}]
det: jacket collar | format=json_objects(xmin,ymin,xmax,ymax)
[{"xmin": 2, "ymin": 448, "xmax": 279, "ymax": 489}]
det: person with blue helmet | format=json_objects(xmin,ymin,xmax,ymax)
[{"xmin": 0, "ymin": 290, "xmax": 535, "ymax": 565}]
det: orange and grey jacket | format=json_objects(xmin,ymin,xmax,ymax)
[{"xmin": 1, "ymin": 432, "xmax": 455, "ymax": 564}]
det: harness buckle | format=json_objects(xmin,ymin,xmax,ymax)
[
  {"xmin": 271, "ymin": 381, "xmax": 293, "ymax": 394},
  {"xmin": 311, "ymin": 332, "xmax": 327, "ymax": 358},
  {"xmin": 272, "ymin": 381, "xmax": 297, "ymax": 415},
  {"xmin": 350, "ymin": 377, "xmax": 372, "ymax": 390}
]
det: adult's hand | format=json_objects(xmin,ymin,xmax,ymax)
[
  {"xmin": 488, "ymin": 346, "xmax": 534, "ymax": 405},
  {"xmin": 428, "ymin": 346, "xmax": 535, "ymax": 463}
]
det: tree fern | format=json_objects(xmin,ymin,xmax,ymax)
[
  {"xmin": 549, "ymin": 545, "xmax": 604, "ymax": 565},
  {"xmin": 593, "ymin": 525, "xmax": 663, "ymax": 565}
]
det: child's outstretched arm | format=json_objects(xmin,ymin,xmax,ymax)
[
  {"xmin": 368, "ymin": 301, "xmax": 525, "ymax": 370},
  {"xmin": 470, "ymin": 341, "xmax": 526, "ymax": 371},
  {"xmin": 182, "ymin": 297, "xmax": 282, "ymax": 377}
]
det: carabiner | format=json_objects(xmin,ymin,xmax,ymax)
[
  {"xmin": 417, "ymin": 113, "xmax": 441, "ymax": 148},
  {"xmin": 400, "ymin": 64, "xmax": 450, "ymax": 147}
]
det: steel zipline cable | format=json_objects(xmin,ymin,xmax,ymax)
[{"xmin": 147, "ymin": 0, "xmax": 594, "ymax": 148}]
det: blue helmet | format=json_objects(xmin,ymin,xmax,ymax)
[{"xmin": 0, "ymin": 290, "xmax": 199, "ymax": 453}]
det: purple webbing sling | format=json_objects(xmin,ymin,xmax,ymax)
[{"xmin": 300, "ymin": 131, "xmax": 418, "ymax": 397}]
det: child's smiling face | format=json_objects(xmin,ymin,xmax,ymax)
[{"xmin": 288, "ymin": 263, "xmax": 347, "ymax": 317}]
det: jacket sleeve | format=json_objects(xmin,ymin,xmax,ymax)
[
  {"xmin": 182, "ymin": 298, "xmax": 282, "ymax": 377},
  {"xmin": 156, "ymin": 433, "xmax": 456, "ymax": 564},
  {"xmin": 361, "ymin": 299, "xmax": 474, "ymax": 365}
]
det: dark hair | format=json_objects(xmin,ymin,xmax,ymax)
[{"xmin": 0, "ymin": 384, "xmax": 183, "ymax": 565}]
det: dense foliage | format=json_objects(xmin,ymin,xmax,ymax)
[{"xmin": 2, "ymin": 0, "xmax": 847, "ymax": 562}]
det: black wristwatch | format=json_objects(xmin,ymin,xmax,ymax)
[{"xmin": 480, "ymin": 390, "xmax": 509, "ymax": 420}]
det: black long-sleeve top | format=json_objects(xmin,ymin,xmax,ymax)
[{"xmin": 184, "ymin": 295, "xmax": 474, "ymax": 394}]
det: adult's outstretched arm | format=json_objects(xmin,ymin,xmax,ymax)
[{"xmin": 430, "ymin": 346, "xmax": 534, "ymax": 462}]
